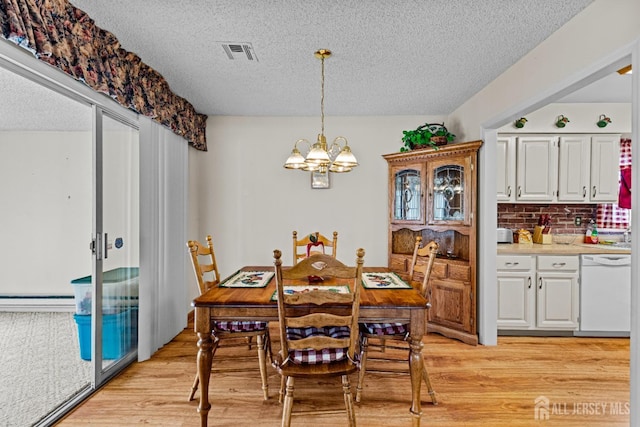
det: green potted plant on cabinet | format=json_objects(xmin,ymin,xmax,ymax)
[{"xmin": 400, "ymin": 123, "xmax": 455, "ymax": 152}]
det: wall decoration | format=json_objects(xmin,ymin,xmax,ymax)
[
  {"xmin": 515, "ymin": 117, "xmax": 528, "ymax": 128},
  {"xmin": 311, "ymin": 169, "xmax": 330, "ymax": 189},
  {"xmin": 555, "ymin": 115, "xmax": 570, "ymax": 128},
  {"xmin": 597, "ymin": 114, "xmax": 612, "ymax": 128}
]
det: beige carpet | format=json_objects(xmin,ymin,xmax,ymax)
[{"xmin": 0, "ymin": 312, "xmax": 91, "ymax": 427}]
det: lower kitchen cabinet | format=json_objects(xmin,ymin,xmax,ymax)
[
  {"xmin": 497, "ymin": 254, "xmax": 579, "ymax": 331},
  {"xmin": 497, "ymin": 255, "xmax": 534, "ymax": 329},
  {"xmin": 536, "ymin": 255, "xmax": 579, "ymax": 329}
]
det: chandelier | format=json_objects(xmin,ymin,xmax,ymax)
[{"xmin": 283, "ymin": 49, "xmax": 359, "ymax": 173}]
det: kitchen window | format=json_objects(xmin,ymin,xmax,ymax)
[{"xmin": 596, "ymin": 138, "xmax": 632, "ymax": 230}]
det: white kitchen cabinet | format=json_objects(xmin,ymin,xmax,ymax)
[
  {"xmin": 557, "ymin": 134, "xmax": 620, "ymax": 203},
  {"xmin": 496, "ymin": 136, "xmax": 516, "ymax": 202},
  {"xmin": 515, "ymin": 136, "xmax": 557, "ymax": 202},
  {"xmin": 590, "ymin": 135, "xmax": 621, "ymax": 202},
  {"xmin": 557, "ymin": 135, "xmax": 590, "ymax": 202},
  {"xmin": 499, "ymin": 134, "xmax": 621, "ymax": 203},
  {"xmin": 497, "ymin": 255, "xmax": 534, "ymax": 328},
  {"xmin": 497, "ymin": 254, "xmax": 579, "ymax": 331},
  {"xmin": 536, "ymin": 255, "xmax": 579, "ymax": 329}
]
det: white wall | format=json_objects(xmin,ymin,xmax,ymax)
[
  {"xmin": 0, "ymin": 128, "xmax": 141, "ymax": 298},
  {"xmin": 188, "ymin": 115, "xmax": 446, "ymax": 284},
  {"xmin": 0, "ymin": 131, "xmax": 92, "ymax": 295}
]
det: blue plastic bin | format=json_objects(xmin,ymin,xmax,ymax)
[
  {"xmin": 71, "ymin": 267, "xmax": 139, "ymax": 315},
  {"xmin": 74, "ymin": 309, "xmax": 132, "ymax": 360}
]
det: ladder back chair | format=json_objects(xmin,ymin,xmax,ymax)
[
  {"xmin": 356, "ymin": 236, "xmax": 439, "ymax": 404},
  {"xmin": 292, "ymin": 231, "xmax": 338, "ymax": 265},
  {"xmin": 187, "ymin": 235, "xmax": 271, "ymax": 401},
  {"xmin": 273, "ymin": 249, "xmax": 364, "ymax": 427}
]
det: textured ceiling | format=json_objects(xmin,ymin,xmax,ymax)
[{"xmin": 64, "ymin": 0, "xmax": 596, "ymax": 117}]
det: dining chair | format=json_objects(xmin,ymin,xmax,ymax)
[
  {"xmin": 355, "ymin": 236, "xmax": 439, "ymax": 405},
  {"xmin": 273, "ymin": 249, "xmax": 364, "ymax": 427},
  {"xmin": 186, "ymin": 235, "xmax": 271, "ymax": 402},
  {"xmin": 292, "ymin": 231, "xmax": 338, "ymax": 265}
]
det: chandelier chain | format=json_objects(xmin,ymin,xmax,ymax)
[{"xmin": 320, "ymin": 55, "xmax": 325, "ymax": 137}]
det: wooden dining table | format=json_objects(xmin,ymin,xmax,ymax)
[{"xmin": 192, "ymin": 266, "xmax": 430, "ymax": 427}]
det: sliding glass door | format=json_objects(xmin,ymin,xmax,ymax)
[
  {"xmin": 0, "ymin": 50, "xmax": 139, "ymax": 424},
  {"xmin": 0, "ymin": 63, "xmax": 94, "ymax": 427},
  {"xmin": 92, "ymin": 109, "xmax": 139, "ymax": 381}
]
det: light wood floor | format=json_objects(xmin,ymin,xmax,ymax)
[{"xmin": 58, "ymin": 324, "xmax": 630, "ymax": 426}]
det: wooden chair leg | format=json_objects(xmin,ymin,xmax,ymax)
[
  {"xmin": 355, "ymin": 335, "xmax": 369, "ymax": 403},
  {"xmin": 342, "ymin": 374, "xmax": 356, "ymax": 427},
  {"xmin": 279, "ymin": 375, "xmax": 286, "ymax": 404},
  {"xmin": 265, "ymin": 329, "xmax": 274, "ymax": 365},
  {"xmin": 281, "ymin": 376, "xmax": 295, "ymax": 427},
  {"xmin": 257, "ymin": 333, "xmax": 269, "ymax": 400},
  {"xmin": 188, "ymin": 372, "xmax": 200, "ymax": 402},
  {"xmin": 422, "ymin": 363, "xmax": 438, "ymax": 405}
]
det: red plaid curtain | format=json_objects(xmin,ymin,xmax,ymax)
[{"xmin": 596, "ymin": 138, "xmax": 632, "ymax": 229}]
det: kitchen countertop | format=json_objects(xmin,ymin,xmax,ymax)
[{"xmin": 497, "ymin": 242, "xmax": 631, "ymax": 255}]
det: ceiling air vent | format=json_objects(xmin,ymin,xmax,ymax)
[{"xmin": 220, "ymin": 42, "xmax": 258, "ymax": 62}]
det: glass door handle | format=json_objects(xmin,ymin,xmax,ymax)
[
  {"xmin": 104, "ymin": 232, "xmax": 108, "ymax": 259},
  {"xmin": 92, "ymin": 233, "xmax": 103, "ymax": 260}
]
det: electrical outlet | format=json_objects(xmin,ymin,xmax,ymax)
[{"xmin": 574, "ymin": 216, "xmax": 582, "ymax": 226}]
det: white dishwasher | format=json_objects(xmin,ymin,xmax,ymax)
[{"xmin": 577, "ymin": 254, "xmax": 631, "ymax": 336}]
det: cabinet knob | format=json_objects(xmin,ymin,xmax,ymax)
[
  {"xmin": 517, "ymin": 186, "xmax": 522, "ymax": 198},
  {"xmin": 552, "ymin": 262, "xmax": 566, "ymax": 268},
  {"xmin": 426, "ymin": 302, "xmax": 432, "ymax": 309},
  {"xmin": 582, "ymin": 186, "xmax": 586, "ymax": 198},
  {"xmin": 538, "ymin": 277, "xmax": 543, "ymax": 289},
  {"xmin": 528, "ymin": 277, "xmax": 532, "ymax": 289},
  {"xmin": 592, "ymin": 186, "xmax": 597, "ymax": 198},
  {"xmin": 507, "ymin": 186, "xmax": 511, "ymax": 197}
]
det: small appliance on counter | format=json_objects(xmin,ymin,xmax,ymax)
[{"xmin": 497, "ymin": 228, "xmax": 513, "ymax": 244}]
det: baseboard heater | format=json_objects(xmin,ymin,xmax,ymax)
[{"xmin": 0, "ymin": 295, "xmax": 75, "ymax": 312}]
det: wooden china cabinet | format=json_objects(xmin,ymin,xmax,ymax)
[{"xmin": 383, "ymin": 140, "xmax": 482, "ymax": 345}]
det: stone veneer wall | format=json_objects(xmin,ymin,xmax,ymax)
[{"xmin": 497, "ymin": 204, "xmax": 597, "ymax": 234}]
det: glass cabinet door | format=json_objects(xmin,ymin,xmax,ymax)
[
  {"xmin": 391, "ymin": 164, "xmax": 425, "ymax": 224},
  {"xmin": 428, "ymin": 157, "xmax": 472, "ymax": 225}
]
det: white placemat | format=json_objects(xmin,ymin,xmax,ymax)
[
  {"xmin": 362, "ymin": 272, "xmax": 412, "ymax": 289},
  {"xmin": 219, "ymin": 270, "xmax": 274, "ymax": 288}
]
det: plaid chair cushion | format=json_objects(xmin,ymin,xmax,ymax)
[
  {"xmin": 286, "ymin": 326, "xmax": 350, "ymax": 365},
  {"xmin": 361, "ymin": 322, "xmax": 408, "ymax": 336},
  {"xmin": 214, "ymin": 321, "xmax": 268, "ymax": 332}
]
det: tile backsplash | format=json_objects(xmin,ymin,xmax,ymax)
[{"xmin": 497, "ymin": 204, "xmax": 596, "ymax": 234}]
